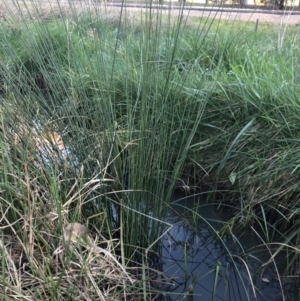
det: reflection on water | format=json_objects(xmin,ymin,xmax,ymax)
[{"xmin": 159, "ymin": 193, "xmax": 299, "ymax": 301}]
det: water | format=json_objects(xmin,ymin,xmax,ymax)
[{"xmin": 159, "ymin": 193, "xmax": 299, "ymax": 301}]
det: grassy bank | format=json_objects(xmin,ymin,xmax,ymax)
[{"xmin": 0, "ymin": 0, "xmax": 300, "ymax": 299}]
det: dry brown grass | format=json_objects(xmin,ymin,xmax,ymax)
[
  {"xmin": 0, "ymin": 233, "xmax": 141, "ymax": 300},
  {"xmin": 0, "ymin": 175, "xmax": 144, "ymax": 300},
  {"xmin": 0, "ymin": 100, "xmax": 152, "ymax": 300}
]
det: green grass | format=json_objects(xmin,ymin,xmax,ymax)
[{"xmin": 0, "ymin": 0, "xmax": 300, "ymax": 300}]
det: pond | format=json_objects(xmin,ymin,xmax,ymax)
[{"xmin": 158, "ymin": 193, "xmax": 299, "ymax": 301}]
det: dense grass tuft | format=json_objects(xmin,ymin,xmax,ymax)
[{"xmin": 1, "ymin": 0, "xmax": 300, "ymax": 299}]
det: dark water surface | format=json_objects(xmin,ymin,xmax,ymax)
[{"xmin": 160, "ymin": 193, "xmax": 299, "ymax": 301}]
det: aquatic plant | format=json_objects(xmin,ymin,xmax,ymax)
[
  {"xmin": 1, "ymin": 0, "xmax": 300, "ymax": 299},
  {"xmin": 0, "ymin": 0, "xmax": 209, "ymax": 299}
]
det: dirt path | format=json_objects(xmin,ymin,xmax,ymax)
[
  {"xmin": 188, "ymin": 9, "xmax": 300, "ymax": 24},
  {"xmin": 122, "ymin": 6, "xmax": 300, "ymax": 24},
  {"xmin": 9, "ymin": 1, "xmax": 300, "ymax": 25}
]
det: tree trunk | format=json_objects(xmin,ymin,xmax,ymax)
[{"xmin": 279, "ymin": 0, "xmax": 284, "ymax": 8}]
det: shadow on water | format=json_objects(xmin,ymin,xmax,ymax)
[{"xmin": 156, "ymin": 193, "xmax": 299, "ymax": 301}]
